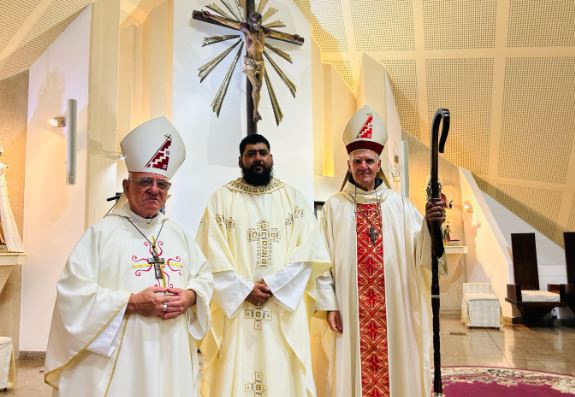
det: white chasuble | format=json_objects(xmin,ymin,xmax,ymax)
[
  {"xmin": 316, "ymin": 182, "xmax": 446, "ymax": 397},
  {"xmin": 44, "ymin": 204, "xmax": 213, "ymax": 397},
  {"xmin": 196, "ymin": 178, "xmax": 331, "ymax": 397}
]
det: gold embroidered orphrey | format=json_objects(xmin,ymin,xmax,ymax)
[
  {"xmin": 245, "ymin": 371, "xmax": 266, "ymax": 396},
  {"xmin": 244, "ymin": 304, "xmax": 272, "ymax": 330},
  {"xmin": 248, "ymin": 220, "xmax": 280, "ymax": 268},
  {"xmin": 226, "ymin": 177, "xmax": 284, "ymax": 195}
]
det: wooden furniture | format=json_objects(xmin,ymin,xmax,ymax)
[
  {"xmin": 548, "ymin": 232, "xmax": 575, "ymax": 313},
  {"xmin": 505, "ymin": 233, "xmax": 562, "ymax": 323}
]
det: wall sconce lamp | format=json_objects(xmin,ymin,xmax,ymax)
[
  {"xmin": 66, "ymin": 99, "xmax": 77, "ymax": 185},
  {"xmin": 49, "ymin": 101, "xmax": 77, "ymax": 184},
  {"xmin": 49, "ymin": 116, "xmax": 66, "ymax": 128}
]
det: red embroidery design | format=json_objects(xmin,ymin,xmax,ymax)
[
  {"xmin": 356, "ymin": 113, "xmax": 374, "ymax": 139},
  {"xmin": 131, "ymin": 240, "xmax": 183, "ymax": 287},
  {"xmin": 146, "ymin": 134, "xmax": 172, "ymax": 171},
  {"xmin": 356, "ymin": 203, "xmax": 390, "ymax": 396}
]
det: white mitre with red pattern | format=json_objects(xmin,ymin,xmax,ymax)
[
  {"xmin": 120, "ymin": 117, "xmax": 186, "ymax": 179},
  {"xmin": 342, "ymin": 105, "xmax": 388, "ymax": 155}
]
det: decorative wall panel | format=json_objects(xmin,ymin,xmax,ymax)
[
  {"xmin": 499, "ymin": 58, "xmax": 575, "ymax": 184},
  {"xmin": 0, "ymin": 12, "xmax": 81, "ymax": 80},
  {"xmin": 423, "ymin": 0, "xmax": 497, "ymax": 50},
  {"xmin": 350, "ymin": 0, "xmax": 415, "ymax": 51},
  {"xmin": 426, "ymin": 58, "xmax": 493, "ymax": 174},
  {"xmin": 495, "ymin": 183, "xmax": 562, "ymax": 239},
  {"xmin": 508, "ymin": 0, "xmax": 575, "ymax": 47},
  {"xmin": 0, "ymin": 0, "xmax": 42, "ymax": 52}
]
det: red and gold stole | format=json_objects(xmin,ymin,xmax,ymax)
[{"xmin": 356, "ymin": 202, "xmax": 390, "ymax": 396}]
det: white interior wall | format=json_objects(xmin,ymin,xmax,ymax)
[
  {"xmin": 22, "ymin": 6, "xmax": 92, "ymax": 350},
  {"xmin": 460, "ymin": 168, "xmax": 514, "ymax": 317},
  {"xmin": 116, "ymin": 2, "xmax": 173, "ymax": 192},
  {"xmin": 170, "ymin": 0, "xmax": 315, "ymax": 235},
  {"xmin": 313, "ymin": 64, "xmax": 356, "ymax": 202}
]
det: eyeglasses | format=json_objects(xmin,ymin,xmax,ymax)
[{"xmin": 129, "ymin": 177, "xmax": 171, "ymax": 191}]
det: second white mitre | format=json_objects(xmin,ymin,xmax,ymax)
[{"xmin": 120, "ymin": 116, "xmax": 186, "ymax": 179}]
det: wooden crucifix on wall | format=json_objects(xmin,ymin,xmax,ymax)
[{"xmin": 193, "ymin": 0, "xmax": 304, "ymax": 134}]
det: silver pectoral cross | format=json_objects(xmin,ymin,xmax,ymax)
[
  {"xmin": 147, "ymin": 244, "xmax": 165, "ymax": 284},
  {"xmin": 368, "ymin": 227, "xmax": 378, "ymax": 245}
]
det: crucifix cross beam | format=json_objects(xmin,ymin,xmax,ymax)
[{"xmin": 192, "ymin": 0, "xmax": 304, "ymax": 134}]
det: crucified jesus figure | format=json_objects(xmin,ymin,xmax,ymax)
[
  {"xmin": 195, "ymin": 8, "xmax": 303, "ymax": 125},
  {"xmin": 241, "ymin": 12, "xmax": 265, "ymax": 122}
]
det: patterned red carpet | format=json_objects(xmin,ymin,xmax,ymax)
[{"xmin": 438, "ymin": 367, "xmax": 575, "ymax": 396}]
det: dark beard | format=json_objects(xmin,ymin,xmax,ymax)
[{"xmin": 242, "ymin": 164, "xmax": 273, "ymax": 186}]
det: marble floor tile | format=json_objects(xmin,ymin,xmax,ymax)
[{"xmin": 5, "ymin": 316, "xmax": 574, "ymax": 396}]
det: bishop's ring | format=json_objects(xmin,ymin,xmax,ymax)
[{"xmin": 162, "ymin": 303, "xmax": 168, "ymax": 312}]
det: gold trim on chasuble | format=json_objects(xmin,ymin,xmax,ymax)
[
  {"xmin": 245, "ymin": 372, "xmax": 266, "ymax": 396},
  {"xmin": 225, "ymin": 178, "xmax": 284, "ymax": 194},
  {"xmin": 44, "ymin": 301, "xmax": 130, "ymax": 390},
  {"xmin": 244, "ymin": 304, "xmax": 273, "ymax": 330}
]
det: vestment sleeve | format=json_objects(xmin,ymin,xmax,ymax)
[
  {"xmin": 264, "ymin": 262, "xmax": 311, "ymax": 311},
  {"xmin": 213, "ymin": 270, "xmax": 254, "ymax": 318},
  {"xmin": 314, "ymin": 203, "xmax": 339, "ymax": 311},
  {"xmin": 87, "ymin": 307, "xmax": 126, "ymax": 356},
  {"xmin": 45, "ymin": 226, "xmax": 131, "ymax": 383},
  {"xmin": 185, "ymin": 239, "xmax": 214, "ymax": 340}
]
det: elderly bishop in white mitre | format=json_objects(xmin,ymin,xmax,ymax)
[
  {"xmin": 44, "ymin": 117, "xmax": 213, "ymax": 397},
  {"xmin": 315, "ymin": 106, "xmax": 446, "ymax": 397}
]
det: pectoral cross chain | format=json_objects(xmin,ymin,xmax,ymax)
[{"xmin": 127, "ymin": 218, "xmax": 167, "ymax": 286}]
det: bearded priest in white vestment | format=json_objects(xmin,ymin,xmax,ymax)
[
  {"xmin": 315, "ymin": 106, "xmax": 447, "ymax": 397},
  {"xmin": 44, "ymin": 117, "xmax": 213, "ymax": 397},
  {"xmin": 196, "ymin": 134, "xmax": 331, "ymax": 397}
]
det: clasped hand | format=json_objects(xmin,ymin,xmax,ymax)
[
  {"xmin": 246, "ymin": 280, "xmax": 272, "ymax": 306},
  {"xmin": 127, "ymin": 286, "xmax": 196, "ymax": 320}
]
